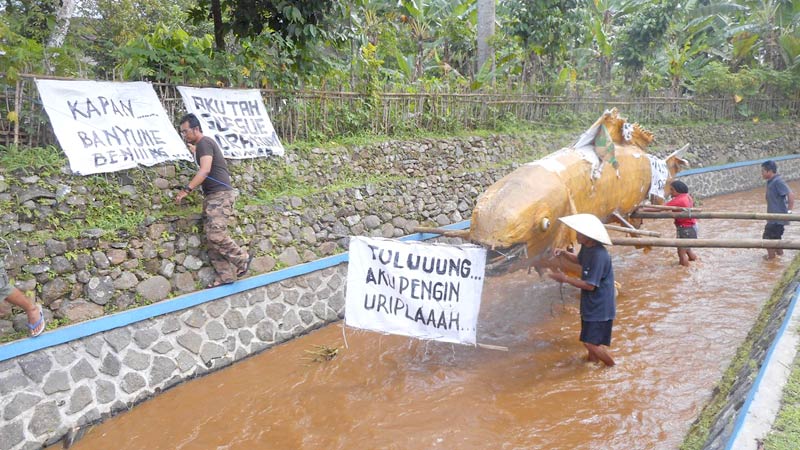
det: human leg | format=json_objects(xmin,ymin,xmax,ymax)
[
  {"xmin": 763, "ymin": 224, "xmax": 784, "ymax": 259},
  {"xmin": 677, "ymin": 248, "xmax": 689, "ymax": 266},
  {"xmin": 584, "ymin": 342, "xmax": 615, "ymax": 367},
  {"xmin": 4, "ymin": 288, "xmax": 45, "ymax": 336},
  {"xmin": 677, "ymin": 226, "xmax": 697, "ymax": 265},
  {"xmin": 2, "ymin": 261, "xmax": 46, "ymax": 336},
  {"xmin": 580, "ymin": 320, "xmax": 615, "ymax": 366},
  {"xmin": 204, "ymin": 191, "xmax": 249, "ymax": 283}
]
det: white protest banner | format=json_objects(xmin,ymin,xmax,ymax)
[
  {"xmin": 35, "ymin": 79, "xmax": 191, "ymax": 175},
  {"xmin": 345, "ymin": 236, "xmax": 486, "ymax": 345},
  {"xmin": 177, "ymin": 86, "xmax": 285, "ymax": 159}
]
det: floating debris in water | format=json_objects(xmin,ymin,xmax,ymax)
[{"xmin": 303, "ymin": 344, "xmax": 339, "ymax": 363}]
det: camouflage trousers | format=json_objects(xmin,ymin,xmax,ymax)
[{"xmin": 203, "ymin": 190, "xmax": 249, "ymax": 283}]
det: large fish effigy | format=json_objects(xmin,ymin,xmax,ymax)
[{"xmin": 468, "ymin": 108, "xmax": 688, "ymax": 271}]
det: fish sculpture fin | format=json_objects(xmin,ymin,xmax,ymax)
[
  {"xmin": 665, "ymin": 143, "xmax": 691, "ymax": 178},
  {"xmin": 599, "ymin": 107, "xmax": 655, "ymax": 149}
]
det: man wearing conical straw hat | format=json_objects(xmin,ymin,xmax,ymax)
[{"xmin": 547, "ymin": 214, "xmax": 616, "ymax": 367}]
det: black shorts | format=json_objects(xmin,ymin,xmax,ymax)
[
  {"xmin": 763, "ymin": 223, "xmax": 785, "ymax": 240},
  {"xmin": 580, "ymin": 320, "xmax": 613, "ymax": 346},
  {"xmin": 676, "ymin": 226, "xmax": 697, "ymax": 239}
]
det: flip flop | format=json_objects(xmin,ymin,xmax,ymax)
[
  {"xmin": 206, "ymin": 280, "xmax": 234, "ymax": 289},
  {"xmin": 237, "ymin": 254, "xmax": 253, "ymax": 278},
  {"xmin": 27, "ymin": 305, "xmax": 46, "ymax": 337}
]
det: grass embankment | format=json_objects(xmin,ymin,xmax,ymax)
[
  {"xmin": 762, "ymin": 329, "xmax": 800, "ymax": 449},
  {"xmin": 681, "ymin": 255, "xmax": 800, "ymax": 449}
]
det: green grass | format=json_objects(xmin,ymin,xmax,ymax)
[
  {"xmin": 762, "ymin": 340, "xmax": 800, "ymax": 449},
  {"xmin": 0, "ymin": 145, "xmax": 66, "ymax": 175}
]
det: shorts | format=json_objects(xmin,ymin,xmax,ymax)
[
  {"xmin": 580, "ymin": 319, "xmax": 613, "ymax": 346},
  {"xmin": 0, "ymin": 261, "xmax": 12, "ymax": 299},
  {"xmin": 763, "ymin": 223, "xmax": 785, "ymax": 240},
  {"xmin": 676, "ymin": 225, "xmax": 698, "ymax": 239}
]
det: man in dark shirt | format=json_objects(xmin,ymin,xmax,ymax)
[
  {"xmin": 547, "ymin": 214, "xmax": 616, "ymax": 367},
  {"xmin": 761, "ymin": 160, "xmax": 795, "ymax": 260},
  {"xmin": 176, "ymin": 113, "xmax": 250, "ymax": 287}
]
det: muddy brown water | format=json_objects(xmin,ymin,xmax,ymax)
[{"xmin": 70, "ymin": 182, "xmax": 800, "ymax": 450}]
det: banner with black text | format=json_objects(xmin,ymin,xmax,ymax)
[
  {"xmin": 177, "ymin": 86, "xmax": 285, "ymax": 159},
  {"xmin": 345, "ymin": 236, "xmax": 486, "ymax": 345},
  {"xmin": 35, "ymin": 79, "xmax": 191, "ymax": 175}
]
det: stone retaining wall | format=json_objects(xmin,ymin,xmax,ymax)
[
  {"xmin": 680, "ymin": 156, "xmax": 800, "ymax": 199},
  {"xmin": 2, "ymin": 155, "xmax": 800, "ymax": 449}
]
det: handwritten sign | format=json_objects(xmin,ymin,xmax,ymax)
[
  {"xmin": 647, "ymin": 154, "xmax": 669, "ymax": 199},
  {"xmin": 35, "ymin": 80, "xmax": 191, "ymax": 175},
  {"xmin": 345, "ymin": 236, "xmax": 486, "ymax": 345},
  {"xmin": 177, "ymin": 86, "xmax": 284, "ymax": 159}
]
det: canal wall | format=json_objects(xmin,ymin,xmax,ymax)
[{"xmin": 1, "ymin": 122, "xmax": 799, "ymax": 449}]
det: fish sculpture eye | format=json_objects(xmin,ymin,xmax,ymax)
[{"xmin": 541, "ymin": 218, "xmax": 550, "ymax": 231}]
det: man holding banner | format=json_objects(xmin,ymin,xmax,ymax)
[{"xmin": 175, "ymin": 114, "xmax": 251, "ymax": 287}]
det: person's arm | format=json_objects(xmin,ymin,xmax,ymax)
[
  {"xmin": 788, "ymin": 190, "xmax": 795, "ymax": 212},
  {"xmin": 188, "ymin": 154, "xmax": 212, "ymax": 188},
  {"xmin": 175, "ymin": 154, "xmax": 212, "ymax": 204},
  {"xmin": 547, "ymin": 270, "xmax": 596, "ymax": 291},
  {"xmin": 552, "ymin": 247, "xmax": 578, "ymax": 264}
]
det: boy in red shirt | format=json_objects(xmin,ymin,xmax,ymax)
[{"xmin": 665, "ymin": 180, "xmax": 698, "ymax": 266}]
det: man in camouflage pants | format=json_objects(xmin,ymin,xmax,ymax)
[{"xmin": 175, "ymin": 113, "xmax": 250, "ymax": 287}]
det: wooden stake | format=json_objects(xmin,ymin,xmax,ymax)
[
  {"xmin": 631, "ymin": 211, "xmax": 800, "ymax": 221},
  {"xmin": 612, "ymin": 237, "xmax": 800, "ymax": 249}
]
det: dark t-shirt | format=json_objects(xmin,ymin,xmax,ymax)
[
  {"xmin": 766, "ymin": 174, "xmax": 791, "ymax": 225},
  {"xmin": 578, "ymin": 244, "xmax": 616, "ymax": 322},
  {"xmin": 195, "ymin": 136, "xmax": 232, "ymax": 195}
]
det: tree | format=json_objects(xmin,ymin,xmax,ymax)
[
  {"xmin": 617, "ymin": 0, "xmax": 676, "ymax": 79},
  {"xmin": 727, "ymin": 0, "xmax": 797, "ymax": 71},
  {"xmin": 44, "ymin": 0, "xmax": 79, "ymax": 73},
  {"xmin": 477, "ymin": 0, "xmax": 495, "ymax": 79},
  {"xmin": 71, "ymin": 0, "xmax": 200, "ymax": 78},
  {"xmin": 500, "ymin": 0, "xmax": 585, "ymax": 88}
]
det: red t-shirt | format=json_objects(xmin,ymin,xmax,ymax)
[{"xmin": 666, "ymin": 193, "xmax": 697, "ymax": 227}]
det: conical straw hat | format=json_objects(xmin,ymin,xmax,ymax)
[{"xmin": 558, "ymin": 214, "xmax": 612, "ymax": 246}]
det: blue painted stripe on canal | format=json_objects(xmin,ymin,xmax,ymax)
[
  {"xmin": 0, "ymin": 220, "xmax": 471, "ymax": 362},
  {"xmin": 725, "ymin": 283, "xmax": 800, "ymax": 450},
  {"xmin": 677, "ymin": 154, "xmax": 800, "ymax": 177}
]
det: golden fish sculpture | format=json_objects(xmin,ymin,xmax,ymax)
[{"xmin": 469, "ymin": 108, "xmax": 688, "ymax": 272}]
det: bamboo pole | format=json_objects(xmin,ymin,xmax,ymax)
[
  {"xmin": 638, "ymin": 204, "xmax": 703, "ymax": 212},
  {"xmin": 413, "ymin": 227, "xmax": 471, "ymax": 238},
  {"xmin": 14, "ymin": 79, "xmax": 21, "ymax": 147},
  {"xmin": 605, "ymin": 224, "xmax": 661, "ymax": 237},
  {"xmin": 612, "ymin": 237, "xmax": 800, "ymax": 249},
  {"xmin": 630, "ymin": 211, "xmax": 800, "ymax": 221}
]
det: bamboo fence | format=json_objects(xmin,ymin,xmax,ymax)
[{"xmin": 1, "ymin": 74, "xmax": 799, "ymax": 148}]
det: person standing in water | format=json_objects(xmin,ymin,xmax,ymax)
[
  {"xmin": 665, "ymin": 180, "xmax": 699, "ymax": 266},
  {"xmin": 547, "ymin": 214, "xmax": 616, "ymax": 367},
  {"xmin": 761, "ymin": 160, "xmax": 795, "ymax": 260}
]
